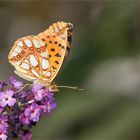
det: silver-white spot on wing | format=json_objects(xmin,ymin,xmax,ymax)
[
  {"xmin": 41, "ymin": 51, "xmax": 48, "ymax": 58},
  {"xmin": 46, "ymin": 71, "xmax": 51, "ymax": 77},
  {"xmin": 15, "ymin": 61, "xmax": 21, "ymax": 65},
  {"xmin": 24, "ymin": 59, "xmax": 29, "ymax": 63},
  {"xmin": 33, "ymin": 39, "xmax": 40, "ymax": 48},
  {"xmin": 40, "ymin": 41, "xmax": 46, "ymax": 47},
  {"xmin": 43, "ymin": 71, "xmax": 51, "ymax": 77},
  {"xmin": 24, "ymin": 39, "xmax": 32, "ymax": 47},
  {"xmin": 42, "ymin": 59, "xmax": 49, "ymax": 69},
  {"xmin": 18, "ymin": 41, "xmax": 23, "ymax": 47},
  {"xmin": 15, "ymin": 46, "xmax": 22, "ymax": 53},
  {"xmin": 21, "ymin": 63, "xmax": 30, "ymax": 69},
  {"xmin": 31, "ymin": 69, "xmax": 39, "ymax": 77},
  {"xmin": 29, "ymin": 55, "xmax": 38, "ymax": 67},
  {"xmin": 11, "ymin": 51, "xmax": 18, "ymax": 57}
]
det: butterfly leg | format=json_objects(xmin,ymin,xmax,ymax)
[{"xmin": 15, "ymin": 83, "xmax": 32, "ymax": 93}]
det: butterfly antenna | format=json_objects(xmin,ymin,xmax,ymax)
[{"xmin": 57, "ymin": 85, "xmax": 86, "ymax": 91}]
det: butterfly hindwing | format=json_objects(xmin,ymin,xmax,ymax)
[
  {"xmin": 9, "ymin": 36, "xmax": 51, "ymax": 82},
  {"xmin": 8, "ymin": 21, "xmax": 73, "ymax": 85}
]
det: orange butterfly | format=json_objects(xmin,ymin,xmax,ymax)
[{"xmin": 8, "ymin": 21, "xmax": 73, "ymax": 91}]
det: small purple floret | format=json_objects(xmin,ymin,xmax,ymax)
[
  {"xmin": 32, "ymin": 83, "xmax": 46, "ymax": 101},
  {"xmin": 19, "ymin": 113, "xmax": 30, "ymax": 125},
  {"xmin": 0, "ymin": 115, "xmax": 8, "ymax": 130},
  {"xmin": 0, "ymin": 90, "xmax": 16, "ymax": 107},
  {"xmin": 0, "ymin": 128, "xmax": 7, "ymax": 140},
  {"xmin": 9, "ymin": 76, "xmax": 23, "ymax": 89},
  {"xmin": 20, "ymin": 130, "xmax": 32, "ymax": 140},
  {"xmin": 25, "ymin": 103, "xmax": 41, "ymax": 122}
]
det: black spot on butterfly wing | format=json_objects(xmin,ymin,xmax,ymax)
[
  {"xmin": 55, "ymin": 53, "xmax": 61, "ymax": 57},
  {"xmin": 55, "ymin": 60, "xmax": 59, "ymax": 64},
  {"xmin": 52, "ymin": 66, "xmax": 57, "ymax": 69},
  {"xmin": 50, "ymin": 48, "xmax": 55, "ymax": 52},
  {"xmin": 61, "ymin": 46, "xmax": 65, "ymax": 49},
  {"xmin": 67, "ymin": 28, "xmax": 72, "ymax": 44},
  {"xmin": 49, "ymin": 41, "xmax": 53, "ymax": 44},
  {"xmin": 41, "ymin": 38, "xmax": 45, "ymax": 41},
  {"xmin": 68, "ymin": 35, "xmax": 72, "ymax": 44},
  {"xmin": 58, "ymin": 44, "xmax": 61, "ymax": 47},
  {"xmin": 66, "ymin": 46, "xmax": 70, "ymax": 52}
]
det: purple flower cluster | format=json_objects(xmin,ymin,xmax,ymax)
[{"xmin": 0, "ymin": 77, "xmax": 57, "ymax": 140}]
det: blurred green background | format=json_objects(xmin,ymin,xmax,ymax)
[{"xmin": 1, "ymin": 1, "xmax": 140, "ymax": 140}]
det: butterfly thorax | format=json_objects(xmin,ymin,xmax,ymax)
[{"xmin": 33, "ymin": 79, "xmax": 58, "ymax": 92}]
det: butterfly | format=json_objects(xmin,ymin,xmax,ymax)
[{"xmin": 8, "ymin": 21, "xmax": 73, "ymax": 91}]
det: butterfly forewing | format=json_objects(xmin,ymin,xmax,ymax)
[
  {"xmin": 8, "ymin": 21, "xmax": 73, "ymax": 85},
  {"xmin": 38, "ymin": 22, "xmax": 73, "ymax": 82}
]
